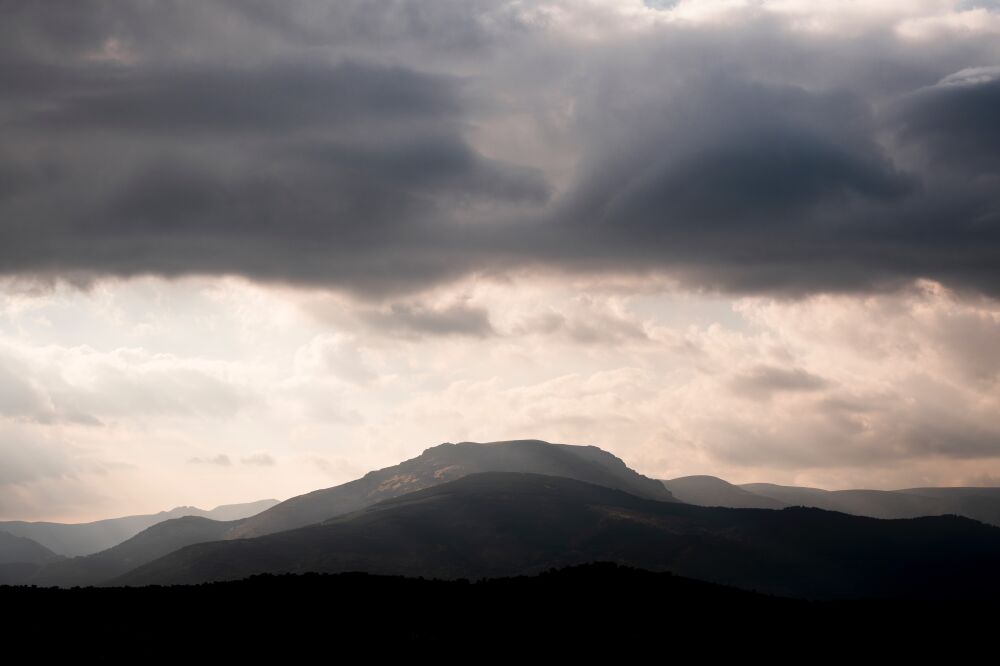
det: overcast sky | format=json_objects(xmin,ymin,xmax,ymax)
[{"xmin": 3, "ymin": 0, "xmax": 1000, "ymax": 521}]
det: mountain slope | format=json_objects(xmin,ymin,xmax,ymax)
[
  {"xmin": 27, "ymin": 516, "xmax": 242, "ymax": 587},
  {"xmin": 227, "ymin": 440, "xmax": 675, "ymax": 539},
  {"xmin": 662, "ymin": 475, "xmax": 786, "ymax": 509},
  {"xmin": 0, "ymin": 530, "xmax": 65, "ymax": 585},
  {"xmin": 0, "ymin": 499, "xmax": 279, "ymax": 556},
  {"xmin": 0, "ymin": 530, "xmax": 63, "ymax": 565},
  {"xmin": 118, "ymin": 472, "xmax": 1000, "ymax": 600}
]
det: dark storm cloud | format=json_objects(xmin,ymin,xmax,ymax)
[
  {"xmin": 1, "ymin": 1, "xmax": 1000, "ymax": 299},
  {"xmin": 0, "ymin": 0, "xmax": 534, "ymax": 66},
  {"xmin": 0, "ymin": 8, "xmax": 548, "ymax": 296},
  {"xmin": 15, "ymin": 62, "xmax": 460, "ymax": 133},
  {"xmin": 561, "ymin": 75, "xmax": 912, "ymax": 228},
  {"xmin": 893, "ymin": 69, "xmax": 1000, "ymax": 173},
  {"xmin": 552, "ymin": 67, "xmax": 1000, "ymax": 296}
]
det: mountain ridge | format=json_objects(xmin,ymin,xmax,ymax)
[
  {"xmin": 116, "ymin": 471, "xmax": 1000, "ymax": 600},
  {"xmin": 226, "ymin": 439, "xmax": 675, "ymax": 539},
  {"xmin": 0, "ymin": 499, "xmax": 279, "ymax": 556},
  {"xmin": 659, "ymin": 475, "xmax": 1000, "ymax": 526},
  {"xmin": 25, "ymin": 516, "xmax": 244, "ymax": 588}
]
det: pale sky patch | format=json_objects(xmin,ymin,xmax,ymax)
[{"xmin": 1, "ymin": 275, "xmax": 998, "ymax": 520}]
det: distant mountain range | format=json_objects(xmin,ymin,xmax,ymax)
[
  {"xmin": 226, "ymin": 439, "xmax": 675, "ymax": 539},
  {"xmin": 25, "ymin": 516, "xmax": 245, "ymax": 588},
  {"xmin": 663, "ymin": 475, "xmax": 1000, "ymax": 525},
  {"xmin": 5, "ymin": 439, "xmax": 1000, "ymax": 600},
  {"xmin": 115, "ymin": 471, "xmax": 1000, "ymax": 599},
  {"xmin": 0, "ymin": 499, "xmax": 279, "ymax": 557}
]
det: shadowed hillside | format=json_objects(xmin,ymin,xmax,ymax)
[
  {"xmin": 0, "ymin": 530, "xmax": 62, "ymax": 565},
  {"xmin": 119, "ymin": 472, "xmax": 1000, "ymax": 600},
  {"xmin": 227, "ymin": 439, "xmax": 675, "ymax": 539},
  {"xmin": 0, "ymin": 531, "xmax": 64, "ymax": 584},
  {"xmin": 24, "ymin": 516, "xmax": 242, "ymax": 587}
]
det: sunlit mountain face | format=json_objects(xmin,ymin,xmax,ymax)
[{"xmin": 2, "ymin": 1, "xmax": 1000, "ymax": 522}]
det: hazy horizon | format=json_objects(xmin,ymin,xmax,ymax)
[{"xmin": 3, "ymin": 1, "xmax": 1000, "ymax": 522}]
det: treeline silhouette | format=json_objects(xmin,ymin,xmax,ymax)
[{"xmin": 4, "ymin": 562, "xmax": 995, "ymax": 658}]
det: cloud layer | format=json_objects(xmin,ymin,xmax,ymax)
[
  {"xmin": 2, "ymin": 2, "xmax": 1000, "ymax": 520},
  {"xmin": 1, "ymin": 1, "xmax": 999, "ymax": 297}
]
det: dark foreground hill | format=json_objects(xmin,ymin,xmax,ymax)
[
  {"xmin": 3, "ymin": 564, "xmax": 994, "ymax": 659},
  {"xmin": 24, "ymin": 516, "xmax": 242, "ymax": 587},
  {"xmin": 119, "ymin": 472, "xmax": 1000, "ymax": 599},
  {"xmin": 227, "ymin": 439, "xmax": 675, "ymax": 539},
  {"xmin": 0, "ymin": 499, "xmax": 278, "ymax": 556}
]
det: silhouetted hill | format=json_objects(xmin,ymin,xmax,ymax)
[
  {"xmin": 25, "ymin": 516, "xmax": 242, "ymax": 587},
  {"xmin": 10, "ymin": 564, "xmax": 992, "ymax": 659},
  {"xmin": 118, "ymin": 472, "xmax": 1000, "ymax": 599},
  {"xmin": 227, "ymin": 439, "xmax": 675, "ymax": 538},
  {"xmin": 741, "ymin": 483, "xmax": 1000, "ymax": 525},
  {"xmin": 0, "ymin": 499, "xmax": 279, "ymax": 556},
  {"xmin": 662, "ymin": 475, "xmax": 785, "ymax": 508}
]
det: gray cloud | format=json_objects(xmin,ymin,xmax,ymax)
[
  {"xmin": 362, "ymin": 301, "xmax": 496, "ymax": 338},
  {"xmin": 730, "ymin": 366, "xmax": 831, "ymax": 401},
  {"xmin": 241, "ymin": 453, "xmax": 276, "ymax": 466},
  {"xmin": 515, "ymin": 309, "xmax": 648, "ymax": 345},
  {"xmin": 1, "ymin": 2, "xmax": 1000, "ymax": 299},
  {"xmin": 187, "ymin": 454, "xmax": 232, "ymax": 466}
]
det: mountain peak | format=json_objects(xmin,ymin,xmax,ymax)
[{"xmin": 227, "ymin": 439, "xmax": 674, "ymax": 539}]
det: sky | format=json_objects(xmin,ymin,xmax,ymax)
[{"xmin": 2, "ymin": 0, "xmax": 1000, "ymax": 521}]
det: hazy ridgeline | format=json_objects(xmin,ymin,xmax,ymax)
[{"xmin": 0, "ymin": 500, "xmax": 279, "ymax": 557}]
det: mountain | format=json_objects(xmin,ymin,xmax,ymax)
[
  {"xmin": 117, "ymin": 472, "xmax": 1000, "ymax": 600},
  {"xmin": 662, "ymin": 475, "xmax": 785, "ymax": 509},
  {"xmin": 0, "ymin": 499, "xmax": 279, "ymax": 556},
  {"xmin": 741, "ymin": 483, "xmax": 1000, "ymax": 526},
  {"xmin": 0, "ymin": 530, "xmax": 65, "ymax": 585},
  {"xmin": 226, "ymin": 439, "xmax": 675, "ymax": 539},
  {"xmin": 26, "ymin": 516, "xmax": 242, "ymax": 588},
  {"xmin": 894, "ymin": 487, "xmax": 1000, "ymax": 526},
  {"xmin": 0, "ymin": 530, "xmax": 62, "ymax": 565}
]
